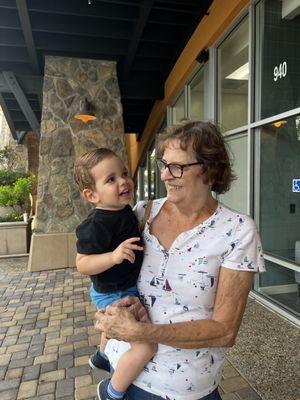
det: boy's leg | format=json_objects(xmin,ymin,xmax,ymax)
[
  {"xmin": 98, "ymin": 341, "xmax": 157, "ymax": 399},
  {"xmin": 89, "ymin": 285, "xmax": 112, "ymax": 372},
  {"xmin": 99, "ymin": 332, "xmax": 108, "ymax": 352},
  {"xmin": 89, "ymin": 332, "xmax": 111, "ymax": 372}
]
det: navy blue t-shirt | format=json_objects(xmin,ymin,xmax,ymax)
[{"xmin": 76, "ymin": 205, "xmax": 143, "ymax": 293}]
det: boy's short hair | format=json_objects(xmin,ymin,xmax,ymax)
[{"xmin": 73, "ymin": 148, "xmax": 117, "ymax": 191}]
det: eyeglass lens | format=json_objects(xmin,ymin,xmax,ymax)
[{"xmin": 157, "ymin": 160, "xmax": 182, "ymax": 178}]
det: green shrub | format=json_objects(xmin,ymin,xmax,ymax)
[
  {"xmin": 0, "ymin": 213, "xmax": 23, "ymax": 222},
  {"xmin": 0, "ymin": 185, "xmax": 15, "ymax": 207},
  {"xmin": 0, "ymin": 169, "xmax": 30, "ymax": 186},
  {"xmin": 13, "ymin": 177, "xmax": 32, "ymax": 212},
  {"xmin": 0, "ymin": 177, "xmax": 32, "ymax": 214}
]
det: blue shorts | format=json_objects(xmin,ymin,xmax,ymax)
[{"xmin": 90, "ymin": 284, "xmax": 138, "ymax": 309}]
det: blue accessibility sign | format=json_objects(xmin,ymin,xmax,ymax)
[{"xmin": 292, "ymin": 179, "xmax": 300, "ymax": 192}]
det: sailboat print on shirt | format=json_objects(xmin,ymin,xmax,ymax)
[
  {"xmin": 163, "ymin": 279, "xmax": 172, "ymax": 291},
  {"xmin": 188, "ymin": 270, "xmax": 216, "ymax": 291},
  {"xmin": 150, "ymin": 276, "xmax": 172, "ymax": 291}
]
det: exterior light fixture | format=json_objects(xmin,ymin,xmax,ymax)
[
  {"xmin": 196, "ymin": 49, "xmax": 209, "ymax": 63},
  {"xmin": 74, "ymin": 98, "xmax": 96, "ymax": 123},
  {"xmin": 272, "ymin": 120, "xmax": 287, "ymax": 128}
]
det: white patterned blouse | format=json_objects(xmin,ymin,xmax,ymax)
[{"xmin": 105, "ymin": 198, "xmax": 265, "ymax": 400}]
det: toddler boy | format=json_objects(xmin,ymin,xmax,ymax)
[{"xmin": 74, "ymin": 148, "xmax": 156, "ymax": 400}]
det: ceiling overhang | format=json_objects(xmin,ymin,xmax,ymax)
[{"xmin": 0, "ymin": 0, "xmax": 212, "ymax": 139}]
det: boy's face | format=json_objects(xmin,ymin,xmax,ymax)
[{"xmin": 84, "ymin": 156, "xmax": 134, "ymax": 210}]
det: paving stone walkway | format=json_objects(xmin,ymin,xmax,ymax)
[{"xmin": 0, "ymin": 259, "xmax": 262, "ymax": 400}]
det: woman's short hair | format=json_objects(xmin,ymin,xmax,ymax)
[
  {"xmin": 157, "ymin": 121, "xmax": 236, "ymax": 194},
  {"xmin": 73, "ymin": 148, "xmax": 117, "ymax": 192}
]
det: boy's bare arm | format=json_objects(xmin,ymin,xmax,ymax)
[
  {"xmin": 76, "ymin": 237, "xmax": 143, "ymax": 275},
  {"xmin": 76, "ymin": 252, "xmax": 115, "ymax": 275}
]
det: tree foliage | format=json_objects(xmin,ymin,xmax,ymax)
[{"xmin": 0, "ymin": 169, "xmax": 30, "ymax": 186}]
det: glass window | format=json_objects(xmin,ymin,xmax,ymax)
[
  {"xmin": 143, "ymin": 166, "xmax": 148, "ymax": 200},
  {"xmin": 259, "ymin": 115, "xmax": 300, "ymax": 264},
  {"xmin": 256, "ymin": 0, "xmax": 300, "ymax": 120},
  {"xmin": 172, "ymin": 91, "xmax": 185, "ymax": 123},
  {"xmin": 156, "ymin": 171, "xmax": 166, "ymax": 198},
  {"xmin": 258, "ymin": 259, "xmax": 300, "ymax": 317},
  {"xmin": 155, "ymin": 120, "xmax": 167, "ymax": 198},
  {"xmin": 136, "ymin": 167, "xmax": 144, "ymax": 202},
  {"xmin": 218, "ymin": 17, "xmax": 249, "ymax": 132},
  {"xmin": 149, "ymin": 147, "xmax": 156, "ymax": 199},
  {"xmin": 219, "ymin": 132, "xmax": 248, "ymax": 214},
  {"xmin": 189, "ymin": 68, "xmax": 204, "ymax": 121}
]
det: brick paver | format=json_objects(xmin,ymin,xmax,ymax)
[{"xmin": 0, "ymin": 261, "xmax": 263, "ymax": 400}]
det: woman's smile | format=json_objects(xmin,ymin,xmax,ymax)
[{"xmin": 166, "ymin": 184, "xmax": 182, "ymax": 191}]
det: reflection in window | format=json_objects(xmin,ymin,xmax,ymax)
[
  {"xmin": 218, "ymin": 17, "xmax": 249, "ymax": 131},
  {"xmin": 256, "ymin": 0, "xmax": 300, "ymax": 120},
  {"xmin": 259, "ymin": 115, "xmax": 300, "ymax": 264},
  {"xmin": 189, "ymin": 68, "xmax": 204, "ymax": 121},
  {"xmin": 172, "ymin": 91, "xmax": 185, "ymax": 124},
  {"xmin": 258, "ymin": 259, "xmax": 300, "ymax": 317},
  {"xmin": 149, "ymin": 147, "xmax": 156, "ymax": 199},
  {"xmin": 135, "ymin": 169, "xmax": 141, "ymax": 202},
  {"xmin": 155, "ymin": 121, "xmax": 167, "ymax": 198},
  {"xmin": 136, "ymin": 167, "xmax": 145, "ymax": 202},
  {"xmin": 219, "ymin": 133, "xmax": 248, "ymax": 214},
  {"xmin": 143, "ymin": 167, "xmax": 148, "ymax": 200}
]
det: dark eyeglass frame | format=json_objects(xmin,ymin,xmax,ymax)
[{"xmin": 156, "ymin": 159, "xmax": 204, "ymax": 178}]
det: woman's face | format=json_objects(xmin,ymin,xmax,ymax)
[{"xmin": 160, "ymin": 139, "xmax": 211, "ymax": 205}]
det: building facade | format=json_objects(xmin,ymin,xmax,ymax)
[{"xmin": 131, "ymin": 0, "xmax": 300, "ymax": 325}]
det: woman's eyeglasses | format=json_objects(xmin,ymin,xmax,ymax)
[{"xmin": 156, "ymin": 159, "xmax": 204, "ymax": 179}]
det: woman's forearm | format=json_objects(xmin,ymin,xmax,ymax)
[
  {"xmin": 129, "ymin": 269, "xmax": 253, "ymax": 348},
  {"xmin": 96, "ymin": 269, "xmax": 253, "ymax": 349},
  {"xmin": 132, "ymin": 319, "xmax": 234, "ymax": 349}
]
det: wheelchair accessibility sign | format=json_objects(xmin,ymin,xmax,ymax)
[{"xmin": 293, "ymin": 179, "xmax": 300, "ymax": 192}]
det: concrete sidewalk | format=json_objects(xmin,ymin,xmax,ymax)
[{"xmin": 0, "ymin": 258, "xmax": 264, "ymax": 400}]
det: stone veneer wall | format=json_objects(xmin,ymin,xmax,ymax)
[
  {"xmin": 36, "ymin": 56, "xmax": 127, "ymax": 234},
  {"xmin": 0, "ymin": 107, "xmax": 28, "ymax": 171},
  {"xmin": 0, "ymin": 107, "xmax": 11, "ymax": 148}
]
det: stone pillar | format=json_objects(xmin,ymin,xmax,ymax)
[{"xmin": 28, "ymin": 56, "xmax": 127, "ymax": 271}]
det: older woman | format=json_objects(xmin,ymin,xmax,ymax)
[{"xmin": 95, "ymin": 121, "xmax": 265, "ymax": 400}]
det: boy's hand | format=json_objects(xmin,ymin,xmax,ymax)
[{"xmin": 111, "ymin": 237, "xmax": 143, "ymax": 264}]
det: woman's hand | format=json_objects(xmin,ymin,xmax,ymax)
[
  {"xmin": 95, "ymin": 306, "xmax": 140, "ymax": 342},
  {"xmin": 111, "ymin": 295, "xmax": 150, "ymax": 322}
]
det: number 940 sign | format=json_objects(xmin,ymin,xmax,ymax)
[{"xmin": 274, "ymin": 61, "xmax": 287, "ymax": 82}]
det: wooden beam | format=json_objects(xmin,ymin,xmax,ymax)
[
  {"xmin": 16, "ymin": 0, "xmax": 40, "ymax": 74},
  {"xmin": 26, "ymin": 0, "xmax": 138, "ymax": 22},
  {"xmin": 0, "ymin": 73, "xmax": 42, "ymax": 94},
  {"xmin": 123, "ymin": 0, "xmax": 154, "ymax": 78},
  {"xmin": 119, "ymin": 78, "xmax": 163, "ymax": 100},
  {"xmin": 2, "ymin": 71, "xmax": 40, "ymax": 135}
]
